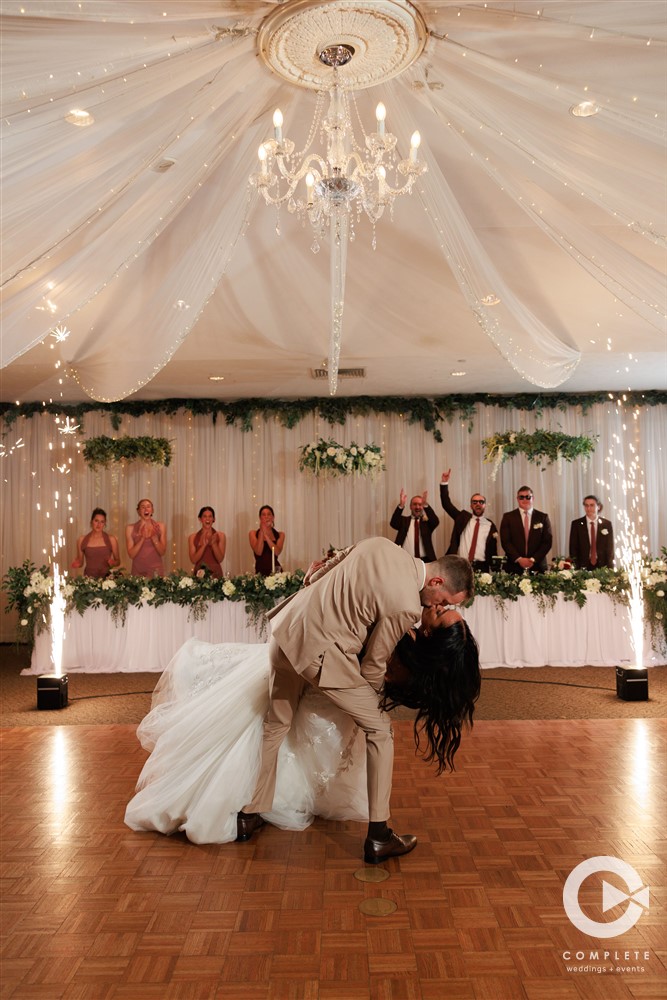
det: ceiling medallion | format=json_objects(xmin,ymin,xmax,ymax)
[{"xmin": 258, "ymin": 0, "xmax": 427, "ymax": 90}]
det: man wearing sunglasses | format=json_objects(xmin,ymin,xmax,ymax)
[
  {"xmin": 500, "ymin": 486, "xmax": 553, "ymax": 573},
  {"xmin": 440, "ymin": 469, "xmax": 498, "ymax": 572}
]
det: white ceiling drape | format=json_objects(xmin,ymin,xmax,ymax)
[{"xmin": 1, "ymin": 2, "xmax": 665, "ymax": 400}]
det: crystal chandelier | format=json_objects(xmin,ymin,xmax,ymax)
[{"xmin": 250, "ymin": 44, "xmax": 426, "ymax": 395}]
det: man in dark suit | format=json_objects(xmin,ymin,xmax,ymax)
[
  {"xmin": 500, "ymin": 486, "xmax": 553, "ymax": 573},
  {"xmin": 569, "ymin": 495, "xmax": 614, "ymax": 569},
  {"xmin": 390, "ymin": 489, "xmax": 439, "ymax": 562},
  {"xmin": 439, "ymin": 470, "xmax": 498, "ymax": 572}
]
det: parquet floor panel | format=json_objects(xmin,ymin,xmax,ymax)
[{"xmin": 1, "ymin": 719, "xmax": 665, "ymax": 999}]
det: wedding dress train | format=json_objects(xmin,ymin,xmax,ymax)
[{"xmin": 125, "ymin": 638, "xmax": 369, "ymax": 844}]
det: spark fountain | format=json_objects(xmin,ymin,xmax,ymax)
[
  {"xmin": 36, "ymin": 560, "xmax": 69, "ymax": 709},
  {"xmin": 612, "ymin": 405, "xmax": 649, "ymax": 701}
]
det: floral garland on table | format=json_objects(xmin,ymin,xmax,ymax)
[
  {"xmin": 470, "ymin": 557, "xmax": 667, "ymax": 654},
  {"xmin": 4, "ymin": 557, "xmax": 665, "ymax": 655},
  {"xmin": 2, "ymin": 561, "xmax": 305, "ymax": 644},
  {"xmin": 82, "ymin": 435, "xmax": 173, "ymax": 470},
  {"xmin": 482, "ymin": 430, "xmax": 598, "ymax": 481},
  {"xmin": 299, "ymin": 438, "xmax": 385, "ymax": 477}
]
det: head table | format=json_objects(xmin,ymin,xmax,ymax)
[{"xmin": 25, "ymin": 593, "xmax": 664, "ymax": 675}]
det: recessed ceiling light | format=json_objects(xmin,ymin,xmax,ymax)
[
  {"xmin": 208, "ymin": 375, "xmax": 225, "ymax": 381},
  {"xmin": 65, "ymin": 109, "xmax": 94, "ymax": 127},
  {"xmin": 570, "ymin": 100, "xmax": 599, "ymax": 117},
  {"xmin": 450, "ymin": 371, "xmax": 466, "ymax": 377}
]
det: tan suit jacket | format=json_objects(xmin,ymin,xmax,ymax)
[{"xmin": 268, "ymin": 537, "xmax": 424, "ymax": 692}]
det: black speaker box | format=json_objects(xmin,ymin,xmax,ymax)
[
  {"xmin": 615, "ymin": 667, "xmax": 648, "ymax": 702},
  {"xmin": 37, "ymin": 674, "xmax": 69, "ymax": 710}
]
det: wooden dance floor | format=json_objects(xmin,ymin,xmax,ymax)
[{"xmin": 1, "ymin": 718, "xmax": 664, "ymax": 999}]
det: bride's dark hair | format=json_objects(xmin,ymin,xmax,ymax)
[{"xmin": 380, "ymin": 622, "xmax": 481, "ymax": 774}]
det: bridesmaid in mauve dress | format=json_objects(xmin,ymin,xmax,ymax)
[
  {"xmin": 188, "ymin": 506, "xmax": 226, "ymax": 578},
  {"xmin": 71, "ymin": 508, "xmax": 120, "ymax": 578},
  {"xmin": 248, "ymin": 504, "xmax": 285, "ymax": 576},
  {"xmin": 125, "ymin": 498, "xmax": 167, "ymax": 577}
]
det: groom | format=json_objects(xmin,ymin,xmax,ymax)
[{"xmin": 237, "ymin": 536, "xmax": 473, "ymax": 863}]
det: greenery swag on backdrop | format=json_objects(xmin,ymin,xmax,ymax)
[
  {"xmin": 82, "ymin": 436, "xmax": 173, "ymax": 469},
  {"xmin": 2, "ymin": 391, "xmax": 665, "ymax": 440},
  {"xmin": 482, "ymin": 430, "xmax": 598, "ymax": 480},
  {"xmin": 4, "ymin": 557, "xmax": 666, "ymax": 656}
]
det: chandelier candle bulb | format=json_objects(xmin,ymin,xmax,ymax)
[
  {"xmin": 410, "ymin": 131, "xmax": 421, "ymax": 163},
  {"xmin": 273, "ymin": 109, "xmax": 283, "ymax": 143},
  {"xmin": 258, "ymin": 144, "xmax": 268, "ymax": 174},
  {"xmin": 306, "ymin": 172, "xmax": 315, "ymax": 205},
  {"xmin": 378, "ymin": 165, "xmax": 387, "ymax": 199},
  {"xmin": 376, "ymin": 102, "xmax": 386, "ymax": 135}
]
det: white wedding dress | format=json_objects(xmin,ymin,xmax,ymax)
[{"xmin": 125, "ymin": 638, "xmax": 369, "ymax": 844}]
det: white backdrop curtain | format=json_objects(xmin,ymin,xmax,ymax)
[{"xmin": 1, "ymin": 400, "xmax": 665, "ymax": 641}]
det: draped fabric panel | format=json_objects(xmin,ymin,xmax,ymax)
[{"xmin": 1, "ymin": 401, "xmax": 665, "ymax": 640}]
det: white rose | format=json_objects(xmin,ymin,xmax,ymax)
[
  {"xmin": 519, "ymin": 578, "xmax": 532, "ymax": 594},
  {"xmin": 335, "ymin": 453, "xmax": 346, "ymax": 464},
  {"xmin": 24, "ymin": 585, "xmax": 34, "ymax": 596},
  {"xmin": 350, "ymin": 446, "xmax": 357, "ymax": 456},
  {"xmin": 584, "ymin": 578, "xmax": 601, "ymax": 592},
  {"xmin": 656, "ymin": 612, "xmax": 663, "ymax": 620},
  {"xmin": 222, "ymin": 580, "xmax": 236, "ymax": 597},
  {"xmin": 656, "ymin": 590, "xmax": 665, "ymax": 598},
  {"xmin": 101, "ymin": 579, "xmax": 117, "ymax": 590},
  {"xmin": 264, "ymin": 576, "xmax": 277, "ymax": 591},
  {"xmin": 559, "ymin": 570, "xmax": 573, "ymax": 580},
  {"xmin": 178, "ymin": 577, "xmax": 194, "ymax": 589},
  {"xmin": 600, "ymin": 528, "xmax": 609, "ymax": 535},
  {"xmin": 140, "ymin": 587, "xmax": 155, "ymax": 602},
  {"xmin": 20, "ymin": 619, "xmax": 28, "ymax": 626},
  {"xmin": 532, "ymin": 522, "xmax": 543, "ymax": 530},
  {"xmin": 327, "ymin": 447, "xmax": 336, "ymax": 457},
  {"xmin": 479, "ymin": 573, "xmax": 492, "ymax": 585}
]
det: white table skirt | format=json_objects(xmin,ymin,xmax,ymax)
[
  {"xmin": 28, "ymin": 601, "xmax": 265, "ymax": 675},
  {"xmin": 463, "ymin": 593, "xmax": 663, "ymax": 668},
  {"xmin": 26, "ymin": 593, "xmax": 664, "ymax": 675}
]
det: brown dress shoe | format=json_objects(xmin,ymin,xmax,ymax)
[
  {"xmin": 363, "ymin": 830, "xmax": 417, "ymax": 865},
  {"xmin": 236, "ymin": 812, "xmax": 265, "ymax": 842}
]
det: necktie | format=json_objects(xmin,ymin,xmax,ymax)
[
  {"xmin": 590, "ymin": 521, "xmax": 597, "ymax": 566},
  {"xmin": 523, "ymin": 511, "xmax": 530, "ymax": 555},
  {"xmin": 468, "ymin": 518, "xmax": 481, "ymax": 562},
  {"xmin": 414, "ymin": 517, "xmax": 420, "ymax": 557}
]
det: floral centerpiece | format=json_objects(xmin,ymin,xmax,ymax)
[
  {"xmin": 2, "ymin": 561, "xmax": 305, "ymax": 644},
  {"xmin": 299, "ymin": 438, "xmax": 385, "ymax": 478},
  {"xmin": 482, "ymin": 429, "xmax": 597, "ymax": 480}
]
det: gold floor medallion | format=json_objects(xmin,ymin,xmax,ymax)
[
  {"xmin": 358, "ymin": 898, "xmax": 397, "ymax": 916},
  {"xmin": 354, "ymin": 866, "xmax": 391, "ymax": 883}
]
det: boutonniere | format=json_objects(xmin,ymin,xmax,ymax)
[
  {"xmin": 532, "ymin": 522, "xmax": 543, "ymax": 530},
  {"xmin": 600, "ymin": 528, "xmax": 609, "ymax": 535}
]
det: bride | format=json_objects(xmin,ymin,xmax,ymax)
[{"xmin": 125, "ymin": 609, "xmax": 480, "ymax": 845}]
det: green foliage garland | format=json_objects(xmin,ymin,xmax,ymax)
[
  {"xmin": 482, "ymin": 429, "xmax": 597, "ymax": 478},
  {"xmin": 2, "ymin": 561, "xmax": 305, "ymax": 644},
  {"xmin": 2, "ymin": 391, "xmax": 665, "ymax": 440},
  {"xmin": 4, "ymin": 559, "xmax": 665, "ymax": 656},
  {"xmin": 82, "ymin": 435, "xmax": 173, "ymax": 469}
]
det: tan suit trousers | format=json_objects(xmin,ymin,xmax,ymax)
[{"xmin": 244, "ymin": 637, "xmax": 394, "ymax": 822}]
